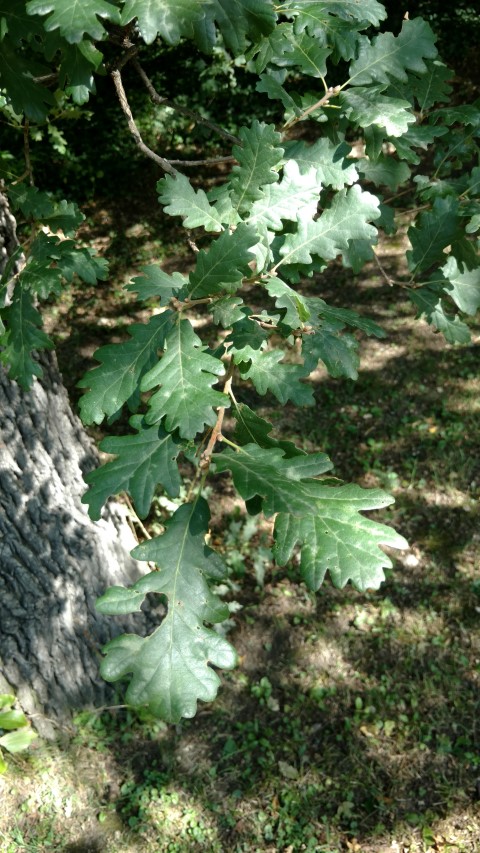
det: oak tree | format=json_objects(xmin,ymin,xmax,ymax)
[{"xmin": 0, "ymin": 0, "xmax": 478, "ymax": 725}]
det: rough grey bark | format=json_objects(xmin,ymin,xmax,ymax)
[
  {"xmin": 0, "ymin": 190, "xmax": 20, "ymax": 278},
  {"xmin": 0, "ymin": 191, "xmax": 148, "ymax": 738}
]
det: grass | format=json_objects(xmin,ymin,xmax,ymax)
[{"xmin": 1, "ymin": 203, "xmax": 479, "ymax": 852}]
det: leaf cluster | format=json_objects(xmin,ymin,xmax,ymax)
[
  {"xmin": 0, "ymin": 0, "xmax": 478, "ymax": 722},
  {"xmin": 0, "ymin": 187, "xmax": 107, "ymax": 387}
]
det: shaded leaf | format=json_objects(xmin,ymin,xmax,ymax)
[
  {"xmin": 284, "ymin": 0, "xmax": 387, "ymax": 28},
  {"xmin": 274, "ymin": 30, "xmax": 331, "ymax": 77},
  {"xmin": 157, "ymin": 172, "xmax": 225, "ymax": 232},
  {"xmin": 206, "ymin": 0, "xmax": 276, "ymax": 54},
  {"xmin": 264, "ymin": 276, "xmax": 310, "ymax": 328},
  {"xmin": 348, "ymin": 18, "xmax": 437, "ymax": 87},
  {"xmin": 431, "ymin": 104, "xmax": 480, "ymax": 128},
  {"xmin": 229, "ymin": 120, "xmax": 284, "ymax": 212},
  {"xmin": 408, "ymin": 59, "xmax": 452, "ymax": 111},
  {"xmin": 239, "ymin": 349, "xmax": 314, "ymax": 406},
  {"xmin": 83, "ymin": 415, "xmax": 182, "ymax": 520},
  {"xmin": 286, "ymin": 5, "xmax": 365, "ymax": 62},
  {"xmin": 20, "ymin": 260, "xmax": 64, "ymax": 300},
  {"xmin": 213, "ymin": 444, "xmax": 331, "ymax": 516},
  {"xmin": 249, "ymin": 22, "xmax": 295, "ymax": 73},
  {"xmin": 142, "ymin": 319, "xmax": 228, "ymax": 438},
  {"xmin": 59, "ymin": 39, "xmax": 103, "ymax": 103},
  {"xmin": 390, "ymin": 123, "xmax": 447, "ymax": 164},
  {"xmin": 407, "ymin": 197, "xmax": 460, "ymax": 274},
  {"xmin": 409, "ymin": 286, "xmax": 470, "ymax": 344},
  {"xmin": 225, "ymin": 312, "xmax": 268, "ymax": 362},
  {"xmin": 274, "ymin": 492, "xmax": 408, "ymax": 592},
  {"xmin": 256, "ymin": 71, "xmax": 302, "ymax": 117},
  {"xmin": 214, "ymin": 443, "xmax": 335, "ymax": 517},
  {"xmin": 341, "ymin": 237, "xmax": 374, "ymax": 273},
  {"xmin": 98, "ymin": 499, "xmax": 236, "ymax": 722},
  {"xmin": 0, "ymin": 287, "xmax": 53, "ymax": 388},
  {"xmin": 233, "ymin": 402, "xmax": 313, "ymax": 459},
  {"xmin": 303, "ymin": 328, "xmax": 360, "ymax": 379},
  {"xmin": 8, "ymin": 185, "xmax": 84, "ymax": 236},
  {"xmin": 211, "ymin": 295, "xmax": 245, "ymax": 327},
  {"xmin": 127, "ymin": 266, "xmax": 186, "ymax": 303},
  {"xmin": 307, "ymin": 297, "xmax": 386, "ymax": 337},
  {"xmin": 78, "ymin": 312, "xmax": 174, "ymax": 425},
  {"xmin": 0, "ymin": 0, "xmax": 45, "ymax": 42},
  {"xmin": 0, "ymin": 40, "xmax": 55, "ymax": 121},
  {"xmin": 28, "ymin": 234, "xmax": 108, "ymax": 285},
  {"xmin": 187, "ymin": 223, "xmax": 257, "ymax": 299},
  {"xmin": 55, "ymin": 245, "xmax": 108, "ymax": 284},
  {"xmin": 358, "ymin": 155, "xmax": 411, "ymax": 191}
]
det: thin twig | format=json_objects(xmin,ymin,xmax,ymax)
[
  {"xmin": 383, "ymin": 186, "xmax": 414, "ymax": 205},
  {"xmin": 111, "ymin": 66, "xmax": 178, "ymax": 177},
  {"xmin": 395, "ymin": 203, "xmax": 430, "ymax": 219},
  {"xmin": 283, "ymin": 85, "xmax": 341, "ymax": 129},
  {"xmin": 200, "ymin": 361, "xmax": 234, "ymax": 470},
  {"xmin": 23, "ymin": 120, "xmax": 34, "ymax": 186},
  {"xmin": 32, "ymin": 73, "xmax": 59, "ymax": 86},
  {"xmin": 373, "ymin": 250, "xmax": 395, "ymax": 286},
  {"xmin": 123, "ymin": 493, "xmax": 151, "ymax": 540},
  {"xmin": 171, "ymin": 295, "xmax": 213, "ymax": 310},
  {"xmin": 133, "ymin": 58, "xmax": 241, "ymax": 145},
  {"xmin": 372, "ymin": 250, "xmax": 412, "ymax": 288},
  {"xmin": 186, "ymin": 231, "xmax": 200, "ymax": 253},
  {"xmin": 11, "ymin": 170, "xmax": 31, "ymax": 186},
  {"xmin": 113, "ymin": 42, "xmax": 138, "ymax": 72},
  {"xmin": 166, "ymin": 156, "xmax": 235, "ymax": 166}
]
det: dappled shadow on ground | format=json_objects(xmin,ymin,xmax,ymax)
[{"xmin": 60, "ymin": 553, "xmax": 479, "ymax": 851}]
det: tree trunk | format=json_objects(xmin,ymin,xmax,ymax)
[{"xmin": 0, "ymin": 192, "xmax": 146, "ymax": 738}]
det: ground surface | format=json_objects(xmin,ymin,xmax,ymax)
[{"xmin": 1, "ymin": 189, "xmax": 479, "ymax": 853}]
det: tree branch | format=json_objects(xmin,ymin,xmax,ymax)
[
  {"xmin": 23, "ymin": 120, "xmax": 34, "ymax": 187},
  {"xmin": 199, "ymin": 361, "xmax": 234, "ymax": 470},
  {"xmin": 111, "ymin": 66, "xmax": 178, "ymax": 176},
  {"xmin": 372, "ymin": 249, "xmax": 412, "ymax": 288},
  {"xmin": 283, "ymin": 85, "xmax": 341, "ymax": 129},
  {"xmin": 166, "ymin": 156, "xmax": 235, "ymax": 166},
  {"xmin": 133, "ymin": 59, "xmax": 242, "ymax": 146}
]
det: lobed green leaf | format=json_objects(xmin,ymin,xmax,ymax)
[
  {"xmin": 142, "ymin": 318, "xmax": 229, "ymax": 438},
  {"xmin": 78, "ymin": 312, "xmax": 174, "ymax": 425},
  {"xmin": 187, "ymin": 224, "xmax": 257, "ymax": 299},
  {"xmin": 97, "ymin": 499, "xmax": 236, "ymax": 722},
  {"xmin": 348, "ymin": 17, "xmax": 438, "ymax": 87},
  {"xmin": 157, "ymin": 172, "xmax": 225, "ymax": 232},
  {"xmin": 238, "ymin": 348, "xmax": 314, "ymax": 406},
  {"xmin": 229, "ymin": 120, "xmax": 284, "ymax": 213},
  {"xmin": 274, "ymin": 497, "xmax": 408, "ymax": 592},
  {"xmin": 0, "ymin": 287, "xmax": 53, "ymax": 389},
  {"xmin": 83, "ymin": 415, "xmax": 182, "ymax": 520},
  {"xmin": 26, "ymin": 0, "xmax": 120, "ymax": 44},
  {"xmin": 279, "ymin": 185, "xmax": 380, "ymax": 268}
]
